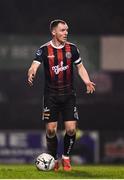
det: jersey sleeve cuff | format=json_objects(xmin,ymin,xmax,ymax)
[
  {"xmin": 33, "ymin": 60, "xmax": 41, "ymax": 64},
  {"xmin": 74, "ymin": 57, "xmax": 82, "ymax": 65}
]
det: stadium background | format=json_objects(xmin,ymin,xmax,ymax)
[{"xmin": 0, "ymin": 0, "xmax": 124, "ymax": 164}]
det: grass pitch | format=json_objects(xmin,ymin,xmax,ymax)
[{"xmin": 0, "ymin": 164, "xmax": 124, "ymax": 179}]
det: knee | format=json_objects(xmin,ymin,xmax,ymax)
[
  {"xmin": 66, "ymin": 129, "xmax": 76, "ymax": 136},
  {"xmin": 46, "ymin": 128, "xmax": 56, "ymax": 138}
]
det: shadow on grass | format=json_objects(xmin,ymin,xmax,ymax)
[
  {"xmin": 36, "ymin": 169, "xmax": 91, "ymax": 179},
  {"xmin": 56, "ymin": 169, "xmax": 93, "ymax": 178},
  {"xmin": 56, "ymin": 169, "xmax": 118, "ymax": 179}
]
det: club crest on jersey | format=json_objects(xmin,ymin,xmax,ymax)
[
  {"xmin": 52, "ymin": 61, "xmax": 69, "ymax": 75},
  {"xmin": 66, "ymin": 52, "xmax": 72, "ymax": 59}
]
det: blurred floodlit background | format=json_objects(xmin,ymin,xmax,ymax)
[{"xmin": 0, "ymin": 0, "xmax": 124, "ymax": 164}]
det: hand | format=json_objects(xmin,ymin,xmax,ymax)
[
  {"xmin": 28, "ymin": 73, "xmax": 35, "ymax": 86},
  {"xmin": 28, "ymin": 69, "xmax": 35, "ymax": 86},
  {"xmin": 86, "ymin": 81, "xmax": 95, "ymax": 94}
]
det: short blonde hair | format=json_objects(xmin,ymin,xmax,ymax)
[{"xmin": 50, "ymin": 19, "xmax": 67, "ymax": 31}]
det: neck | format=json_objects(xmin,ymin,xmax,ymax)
[{"xmin": 52, "ymin": 39, "xmax": 65, "ymax": 47}]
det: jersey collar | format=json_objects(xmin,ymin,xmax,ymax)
[{"xmin": 50, "ymin": 40, "xmax": 65, "ymax": 49}]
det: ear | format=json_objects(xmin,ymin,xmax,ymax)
[{"xmin": 51, "ymin": 29, "xmax": 56, "ymax": 36}]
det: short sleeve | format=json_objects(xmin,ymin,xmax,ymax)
[
  {"xmin": 72, "ymin": 45, "xmax": 82, "ymax": 65},
  {"xmin": 33, "ymin": 48, "xmax": 43, "ymax": 63}
]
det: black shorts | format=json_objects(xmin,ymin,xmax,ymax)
[{"xmin": 42, "ymin": 94, "xmax": 79, "ymax": 122}]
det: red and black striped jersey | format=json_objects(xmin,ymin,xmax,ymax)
[{"xmin": 33, "ymin": 40, "xmax": 82, "ymax": 95}]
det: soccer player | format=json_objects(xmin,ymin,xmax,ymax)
[{"xmin": 28, "ymin": 19, "xmax": 95, "ymax": 171}]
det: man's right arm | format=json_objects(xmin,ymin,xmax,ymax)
[{"xmin": 28, "ymin": 61, "xmax": 41, "ymax": 86}]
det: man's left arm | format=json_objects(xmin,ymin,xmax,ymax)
[{"xmin": 76, "ymin": 63, "xmax": 95, "ymax": 94}]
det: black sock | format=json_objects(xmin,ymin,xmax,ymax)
[
  {"xmin": 64, "ymin": 133, "xmax": 76, "ymax": 156},
  {"xmin": 46, "ymin": 134, "xmax": 58, "ymax": 160}
]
